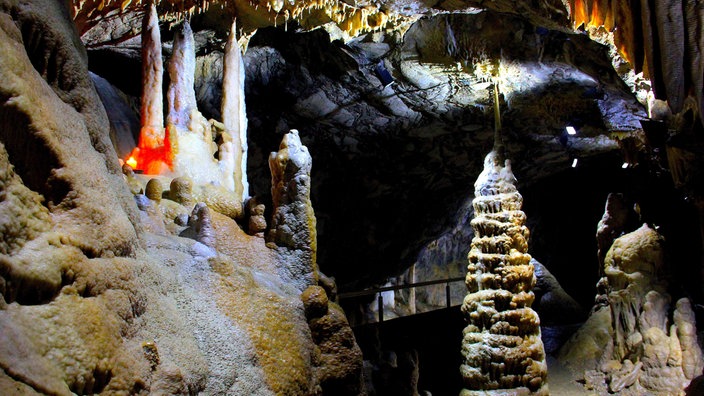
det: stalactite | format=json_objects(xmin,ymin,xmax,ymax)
[{"xmin": 222, "ymin": 19, "xmax": 249, "ymax": 202}]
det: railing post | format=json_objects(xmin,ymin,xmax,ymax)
[
  {"xmin": 446, "ymin": 282, "xmax": 451, "ymax": 308},
  {"xmin": 378, "ymin": 294, "xmax": 384, "ymax": 322}
]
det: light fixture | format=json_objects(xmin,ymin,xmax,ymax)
[
  {"xmin": 572, "ymin": 158, "xmax": 578, "ymax": 168},
  {"xmin": 622, "ymin": 162, "xmax": 629, "ymax": 169},
  {"xmin": 566, "ymin": 126, "xmax": 577, "ymax": 135}
]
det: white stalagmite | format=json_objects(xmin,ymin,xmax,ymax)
[
  {"xmin": 140, "ymin": 2, "xmax": 164, "ymax": 147},
  {"xmin": 222, "ymin": 19, "xmax": 249, "ymax": 202},
  {"xmin": 167, "ymin": 20, "xmax": 198, "ymax": 129},
  {"xmin": 164, "ymin": 20, "xmax": 235, "ymax": 190}
]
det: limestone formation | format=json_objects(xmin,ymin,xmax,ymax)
[
  {"xmin": 268, "ymin": 130, "xmax": 319, "ymax": 291},
  {"xmin": 460, "ymin": 150, "xmax": 548, "ymax": 395},
  {"xmin": 166, "ymin": 21, "xmax": 221, "ymax": 184},
  {"xmin": 302, "ymin": 285, "xmax": 366, "ymax": 396},
  {"xmin": 222, "ymin": 18, "xmax": 249, "ymax": 202},
  {"xmin": 596, "ymin": 193, "xmax": 635, "ymax": 268},
  {"xmin": 145, "ymin": 178, "xmax": 163, "ymax": 202},
  {"xmin": 1, "ymin": 4, "xmax": 370, "ymax": 393},
  {"xmin": 570, "ymin": 0, "xmax": 704, "ymax": 121},
  {"xmin": 130, "ymin": 3, "xmax": 171, "ymax": 175},
  {"xmin": 246, "ymin": 196, "xmax": 268, "ymax": 236},
  {"xmin": 141, "ymin": 3, "xmax": 164, "ymax": 145},
  {"xmin": 531, "ymin": 259, "xmax": 583, "ymax": 324},
  {"xmin": 560, "ymin": 223, "xmax": 704, "ymax": 394}
]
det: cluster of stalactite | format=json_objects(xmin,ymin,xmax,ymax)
[
  {"xmin": 460, "ymin": 150, "xmax": 548, "ymax": 396},
  {"xmin": 569, "ymin": 0, "xmax": 704, "ymax": 119},
  {"xmin": 71, "ymin": 0, "xmax": 397, "ymax": 39}
]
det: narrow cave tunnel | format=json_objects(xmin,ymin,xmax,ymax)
[{"xmin": 1, "ymin": 0, "xmax": 704, "ymax": 395}]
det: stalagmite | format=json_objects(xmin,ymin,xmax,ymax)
[
  {"xmin": 164, "ymin": 20, "xmax": 236, "ymax": 189},
  {"xmin": 222, "ymin": 19, "xmax": 249, "ymax": 202},
  {"xmin": 131, "ymin": 2, "xmax": 171, "ymax": 174},
  {"xmin": 167, "ymin": 21, "xmax": 199, "ymax": 129},
  {"xmin": 560, "ymin": 222, "xmax": 704, "ymax": 394},
  {"xmin": 268, "ymin": 130, "xmax": 318, "ymax": 291},
  {"xmin": 460, "ymin": 150, "xmax": 548, "ymax": 394},
  {"xmin": 459, "ymin": 81, "xmax": 547, "ymax": 394}
]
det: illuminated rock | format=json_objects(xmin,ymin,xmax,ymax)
[
  {"xmin": 222, "ymin": 18, "xmax": 249, "ymax": 202},
  {"xmin": 460, "ymin": 150, "xmax": 548, "ymax": 395},
  {"xmin": 268, "ymin": 130, "xmax": 318, "ymax": 291},
  {"xmin": 131, "ymin": 3, "xmax": 171, "ymax": 175},
  {"xmin": 560, "ymin": 223, "xmax": 704, "ymax": 394}
]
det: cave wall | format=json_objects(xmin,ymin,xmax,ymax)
[{"xmin": 0, "ymin": 1, "xmax": 362, "ymax": 394}]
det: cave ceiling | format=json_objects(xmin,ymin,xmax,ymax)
[{"xmin": 73, "ymin": 0, "xmax": 703, "ymax": 297}]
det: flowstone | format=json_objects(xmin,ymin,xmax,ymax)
[
  {"xmin": 460, "ymin": 150, "xmax": 548, "ymax": 396},
  {"xmin": 559, "ymin": 221, "xmax": 704, "ymax": 394}
]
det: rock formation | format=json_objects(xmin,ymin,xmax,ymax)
[
  {"xmin": 222, "ymin": 19, "xmax": 249, "ymax": 202},
  {"xmin": 560, "ymin": 222, "xmax": 704, "ymax": 394},
  {"xmin": 596, "ymin": 193, "xmax": 636, "ymax": 269},
  {"xmin": 460, "ymin": 150, "xmax": 548, "ymax": 395},
  {"xmin": 165, "ymin": 20, "xmax": 228, "ymax": 187},
  {"xmin": 302, "ymin": 285, "xmax": 366, "ymax": 395},
  {"xmin": 131, "ymin": 2, "xmax": 170, "ymax": 175},
  {"xmin": 531, "ymin": 259, "xmax": 583, "ymax": 325},
  {"xmin": 268, "ymin": 130, "xmax": 319, "ymax": 291},
  {"xmin": 570, "ymin": 0, "xmax": 704, "ymax": 121},
  {"xmin": 0, "ymin": 2, "xmax": 364, "ymax": 394}
]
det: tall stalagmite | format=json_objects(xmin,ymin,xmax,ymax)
[
  {"xmin": 268, "ymin": 130, "xmax": 318, "ymax": 291},
  {"xmin": 460, "ymin": 150, "xmax": 548, "ymax": 395},
  {"xmin": 222, "ymin": 19, "xmax": 249, "ymax": 202},
  {"xmin": 132, "ymin": 2, "xmax": 170, "ymax": 174},
  {"xmin": 165, "ymin": 20, "xmax": 234, "ymax": 189},
  {"xmin": 140, "ymin": 2, "xmax": 163, "ymax": 143}
]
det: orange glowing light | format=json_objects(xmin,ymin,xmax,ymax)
[
  {"xmin": 125, "ymin": 125, "xmax": 175, "ymax": 175},
  {"xmin": 126, "ymin": 156, "xmax": 138, "ymax": 169}
]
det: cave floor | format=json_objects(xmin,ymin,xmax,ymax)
[{"xmin": 547, "ymin": 356, "xmax": 591, "ymax": 395}]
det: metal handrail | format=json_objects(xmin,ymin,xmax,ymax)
[
  {"xmin": 338, "ymin": 276, "xmax": 466, "ymax": 323},
  {"xmin": 338, "ymin": 276, "xmax": 466, "ymax": 299}
]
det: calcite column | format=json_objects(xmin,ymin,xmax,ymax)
[
  {"xmin": 268, "ymin": 130, "xmax": 318, "ymax": 291},
  {"xmin": 222, "ymin": 19, "xmax": 249, "ymax": 202},
  {"xmin": 460, "ymin": 150, "xmax": 548, "ymax": 396}
]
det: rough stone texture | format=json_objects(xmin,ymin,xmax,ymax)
[
  {"xmin": 559, "ymin": 223, "xmax": 704, "ymax": 394},
  {"xmin": 91, "ymin": 72, "xmax": 139, "ymax": 159},
  {"xmin": 460, "ymin": 150, "xmax": 548, "ymax": 395},
  {"xmin": 596, "ymin": 192, "xmax": 636, "ymax": 268},
  {"xmin": 531, "ymin": 259, "xmax": 583, "ymax": 325},
  {"xmin": 240, "ymin": 12, "xmax": 646, "ymax": 295},
  {"xmin": 302, "ymin": 285, "xmax": 366, "ymax": 395},
  {"xmin": 573, "ymin": 0, "xmax": 704, "ymax": 122},
  {"xmin": 0, "ymin": 2, "xmax": 363, "ymax": 395},
  {"xmin": 268, "ymin": 130, "xmax": 319, "ymax": 291}
]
